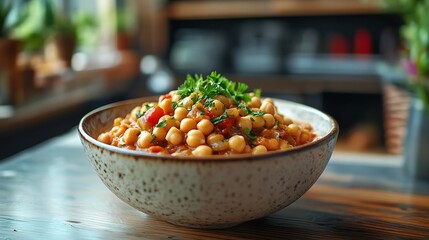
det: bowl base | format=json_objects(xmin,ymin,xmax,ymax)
[{"xmin": 166, "ymin": 220, "xmax": 243, "ymax": 229}]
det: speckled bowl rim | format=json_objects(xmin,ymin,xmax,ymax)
[{"xmin": 78, "ymin": 97, "xmax": 339, "ymax": 162}]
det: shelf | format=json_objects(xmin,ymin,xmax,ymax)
[
  {"xmin": 168, "ymin": 0, "xmax": 385, "ymax": 20},
  {"xmin": 0, "ymin": 51, "xmax": 140, "ymax": 134}
]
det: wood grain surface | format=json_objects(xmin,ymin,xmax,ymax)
[{"xmin": 0, "ymin": 130, "xmax": 428, "ymax": 239}]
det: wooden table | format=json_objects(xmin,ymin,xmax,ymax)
[{"xmin": 1, "ymin": 129, "xmax": 428, "ymax": 239}]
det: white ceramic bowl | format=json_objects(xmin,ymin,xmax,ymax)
[{"xmin": 78, "ymin": 97, "xmax": 338, "ymax": 228}]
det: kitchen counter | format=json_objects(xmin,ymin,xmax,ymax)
[{"xmin": 0, "ymin": 129, "xmax": 428, "ymax": 239}]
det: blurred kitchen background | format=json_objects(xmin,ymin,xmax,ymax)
[{"xmin": 0, "ymin": 0, "xmax": 409, "ymax": 160}]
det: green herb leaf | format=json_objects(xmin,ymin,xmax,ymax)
[
  {"xmin": 203, "ymin": 98, "xmax": 215, "ymax": 108},
  {"xmin": 244, "ymin": 128, "xmax": 256, "ymax": 140},
  {"xmin": 177, "ymin": 71, "xmax": 253, "ymax": 106},
  {"xmin": 136, "ymin": 112, "xmax": 144, "ymax": 119},
  {"xmin": 211, "ymin": 111, "xmax": 228, "ymax": 125},
  {"xmin": 254, "ymin": 88, "xmax": 261, "ymax": 98},
  {"xmin": 155, "ymin": 120, "xmax": 167, "ymax": 128},
  {"xmin": 172, "ymin": 101, "xmax": 180, "ymax": 109},
  {"xmin": 251, "ymin": 110, "xmax": 265, "ymax": 117},
  {"xmin": 238, "ymin": 102, "xmax": 252, "ymax": 115},
  {"xmin": 150, "ymin": 133, "xmax": 157, "ymax": 143}
]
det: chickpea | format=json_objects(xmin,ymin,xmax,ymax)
[
  {"xmin": 169, "ymin": 95, "xmax": 178, "ymax": 102},
  {"xmin": 137, "ymin": 118, "xmax": 150, "ymax": 130},
  {"xmin": 210, "ymin": 100, "xmax": 224, "ymax": 116},
  {"xmin": 113, "ymin": 117, "xmax": 123, "ymax": 126},
  {"xmin": 274, "ymin": 114, "xmax": 284, "ymax": 124},
  {"xmin": 266, "ymin": 138, "xmax": 280, "ymax": 150},
  {"xmin": 153, "ymin": 127, "xmax": 167, "ymax": 141},
  {"xmin": 123, "ymin": 128, "xmax": 140, "ymax": 145},
  {"xmin": 260, "ymin": 101, "xmax": 275, "ymax": 115},
  {"xmin": 238, "ymin": 108, "xmax": 247, "ymax": 116},
  {"xmin": 248, "ymin": 96, "xmax": 262, "ymax": 108},
  {"xmin": 137, "ymin": 131, "xmax": 153, "ymax": 148},
  {"xmin": 180, "ymin": 118, "xmax": 197, "ymax": 133},
  {"xmin": 215, "ymin": 95, "xmax": 231, "ymax": 107},
  {"xmin": 251, "ymin": 116, "xmax": 265, "ymax": 129},
  {"xmin": 283, "ymin": 117, "xmax": 293, "ymax": 126},
  {"xmin": 192, "ymin": 145, "xmax": 213, "ymax": 156},
  {"xmin": 174, "ymin": 107, "xmax": 188, "ymax": 121},
  {"xmin": 130, "ymin": 107, "xmax": 142, "ymax": 121},
  {"xmin": 182, "ymin": 95, "xmax": 194, "ymax": 108},
  {"xmin": 186, "ymin": 129, "xmax": 205, "ymax": 147},
  {"xmin": 170, "ymin": 91, "xmax": 181, "ymax": 102},
  {"xmin": 98, "ymin": 132, "xmax": 112, "ymax": 144},
  {"xmin": 113, "ymin": 125, "xmax": 127, "ymax": 137},
  {"xmin": 211, "ymin": 140, "xmax": 229, "ymax": 152},
  {"xmin": 207, "ymin": 133, "xmax": 225, "ymax": 145},
  {"xmin": 263, "ymin": 98, "xmax": 274, "ymax": 104},
  {"xmin": 288, "ymin": 123, "xmax": 302, "ymax": 138},
  {"xmin": 166, "ymin": 127, "xmax": 183, "ymax": 146},
  {"xmin": 252, "ymin": 145, "xmax": 268, "ymax": 155},
  {"xmin": 110, "ymin": 126, "xmax": 119, "ymax": 134},
  {"xmin": 238, "ymin": 117, "xmax": 252, "ymax": 131},
  {"xmin": 300, "ymin": 131, "xmax": 312, "ymax": 144},
  {"xmin": 141, "ymin": 102, "xmax": 154, "ymax": 111},
  {"xmin": 229, "ymin": 135, "xmax": 246, "ymax": 153},
  {"xmin": 226, "ymin": 108, "xmax": 239, "ymax": 118},
  {"xmin": 159, "ymin": 98, "xmax": 174, "ymax": 115},
  {"xmin": 121, "ymin": 118, "xmax": 131, "ymax": 126},
  {"xmin": 197, "ymin": 119, "xmax": 214, "ymax": 135},
  {"xmin": 159, "ymin": 115, "xmax": 179, "ymax": 131},
  {"xmin": 263, "ymin": 114, "xmax": 276, "ymax": 128},
  {"xmin": 279, "ymin": 139, "xmax": 292, "ymax": 150}
]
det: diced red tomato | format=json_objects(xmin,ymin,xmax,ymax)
[
  {"xmin": 148, "ymin": 146, "xmax": 164, "ymax": 153},
  {"xmin": 217, "ymin": 117, "xmax": 236, "ymax": 135},
  {"xmin": 206, "ymin": 110, "xmax": 217, "ymax": 119},
  {"xmin": 143, "ymin": 106, "xmax": 164, "ymax": 126}
]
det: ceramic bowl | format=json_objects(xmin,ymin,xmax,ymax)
[{"xmin": 78, "ymin": 97, "xmax": 338, "ymax": 228}]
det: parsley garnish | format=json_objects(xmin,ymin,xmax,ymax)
[
  {"xmin": 238, "ymin": 102, "xmax": 266, "ymax": 117},
  {"xmin": 203, "ymin": 98, "xmax": 215, "ymax": 108},
  {"xmin": 172, "ymin": 101, "xmax": 180, "ymax": 109},
  {"xmin": 150, "ymin": 133, "xmax": 157, "ymax": 143},
  {"xmin": 211, "ymin": 112, "xmax": 228, "ymax": 125},
  {"xmin": 155, "ymin": 120, "xmax": 167, "ymax": 128},
  {"xmin": 136, "ymin": 112, "xmax": 144, "ymax": 119},
  {"xmin": 145, "ymin": 104, "xmax": 151, "ymax": 110},
  {"xmin": 254, "ymin": 88, "xmax": 261, "ymax": 98},
  {"xmin": 197, "ymin": 107, "xmax": 206, "ymax": 115},
  {"xmin": 251, "ymin": 110, "xmax": 265, "ymax": 117},
  {"xmin": 177, "ymin": 71, "xmax": 252, "ymax": 105},
  {"xmin": 244, "ymin": 128, "xmax": 256, "ymax": 140},
  {"xmin": 238, "ymin": 103, "xmax": 252, "ymax": 115}
]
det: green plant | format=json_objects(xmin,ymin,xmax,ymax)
[
  {"xmin": 14, "ymin": 0, "xmax": 98, "ymax": 52},
  {"xmin": 12, "ymin": 0, "xmax": 63, "ymax": 51},
  {"xmin": 72, "ymin": 11, "xmax": 98, "ymax": 50},
  {"xmin": 116, "ymin": 7, "xmax": 133, "ymax": 33},
  {"xmin": 383, "ymin": 0, "xmax": 429, "ymax": 112},
  {"xmin": 0, "ymin": 1, "xmax": 28, "ymax": 38}
]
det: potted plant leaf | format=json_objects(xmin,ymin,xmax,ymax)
[
  {"xmin": 383, "ymin": 0, "xmax": 429, "ymax": 179},
  {"xmin": 0, "ymin": 1, "xmax": 28, "ymax": 105},
  {"xmin": 42, "ymin": 0, "xmax": 77, "ymax": 68}
]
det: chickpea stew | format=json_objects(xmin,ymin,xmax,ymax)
[{"xmin": 97, "ymin": 72, "xmax": 316, "ymax": 156}]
